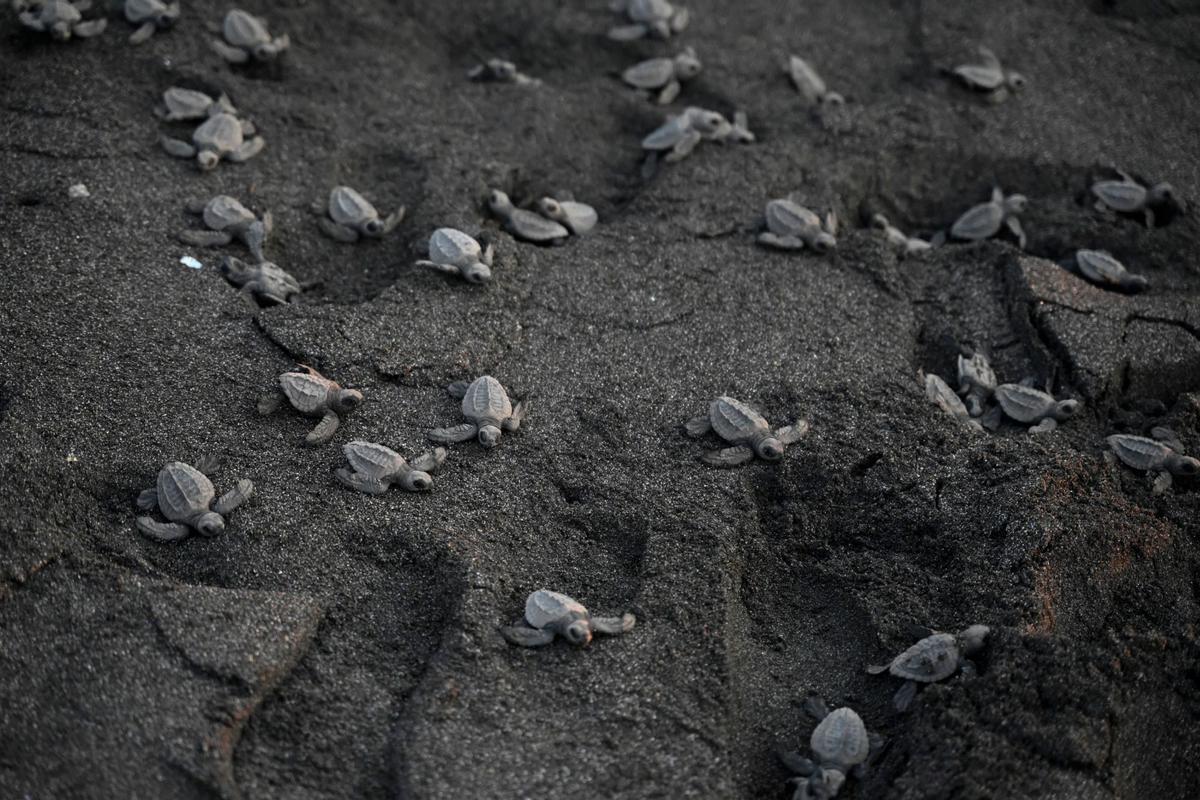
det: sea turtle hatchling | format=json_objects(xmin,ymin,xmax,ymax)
[
  {"xmin": 686, "ymin": 396, "xmax": 809, "ymax": 467},
  {"xmin": 1062, "ymin": 249, "xmax": 1149, "ymax": 293},
  {"xmin": 428, "ymin": 375, "xmax": 529, "ymax": 448},
  {"xmin": 335, "ymin": 441, "xmax": 446, "ymax": 494},
  {"xmin": 501, "ymin": 589, "xmax": 636, "ymax": 648},
  {"xmin": 922, "ymin": 372, "xmax": 981, "ymax": 431},
  {"xmin": 871, "ymin": 214, "xmax": 931, "ymax": 256},
  {"xmin": 219, "ymin": 255, "xmax": 302, "ymax": 307},
  {"xmin": 211, "ymin": 8, "xmax": 289, "ymax": 63},
  {"xmin": 487, "ymin": 189, "xmax": 569, "ymax": 244},
  {"xmin": 124, "ymin": 0, "xmax": 178, "ymax": 44},
  {"xmin": 312, "ymin": 186, "xmax": 406, "ymax": 243},
  {"xmin": 608, "ymin": 0, "xmax": 688, "ymax": 41},
  {"xmin": 415, "ymin": 228, "xmax": 494, "ymax": 284},
  {"xmin": 1091, "ymin": 169, "xmax": 1180, "ymax": 229},
  {"xmin": 17, "ymin": 0, "xmax": 107, "ymax": 40},
  {"xmin": 642, "ymin": 107, "xmax": 754, "ymax": 168},
  {"xmin": 956, "ymin": 352, "xmax": 996, "ymax": 417},
  {"xmin": 535, "ymin": 195, "xmax": 598, "ymax": 235},
  {"xmin": 867, "ymin": 624, "xmax": 991, "ymax": 711},
  {"xmin": 155, "ymin": 87, "xmax": 237, "ymax": 121},
  {"xmin": 1107, "ymin": 428, "xmax": 1200, "ymax": 494},
  {"xmin": 622, "ymin": 47, "xmax": 702, "ymax": 105},
  {"xmin": 948, "ymin": 46, "xmax": 1026, "ymax": 103},
  {"xmin": 780, "ymin": 698, "xmax": 883, "ymax": 800},
  {"xmin": 943, "ymin": 187, "xmax": 1027, "ymax": 249},
  {"xmin": 257, "ymin": 365, "xmax": 363, "ymax": 446},
  {"xmin": 135, "ymin": 457, "xmax": 254, "ymax": 542},
  {"xmin": 786, "ymin": 55, "xmax": 845, "ymax": 106},
  {"xmin": 758, "ymin": 198, "xmax": 838, "ymax": 252},
  {"xmin": 993, "ymin": 383, "xmax": 1081, "ymax": 433},
  {"xmin": 160, "ymin": 112, "xmax": 264, "ymax": 171},
  {"xmin": 178, "ymin": 195, "xmax": 272, "ymax": 262},
  {"xmin": 467, "ymin": 58, "xmax": 540, "ymax": 85}
]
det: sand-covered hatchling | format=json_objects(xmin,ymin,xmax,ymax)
[
  {"xmin": 535, "ymin": 195, "xmax": 597, "ymax": 235},
  {"xmin": 993, "ymin": 383, "xmax": 1081, "ymax": 433},
  {"xmin": 178, "ymin": 195, "xmax": 271, "ymax": 262},
  {"xmin": 124, "ymin": 0, "xmax": 178, "ymax": 44},
  {"xmin": 416, "ymin": 228, "xmax": 494, "ymax": 284},
  {"xmin": 161, "ymin": 112, "xmax": 264, "ymax": 171},
  {"xmin": 758, "ymin": 198, "xmax": 838, "ymax": 252},
  {"xmin": 942, "ymin": 187, "xmax": 1027, "ymax": 249},
  {"xmin": 501, "ymin": 589, "xmax": 636, "ymax": 648},
  {"xmin": 17, "ymin": 0, "xmax": 107, "ymax": 40},
  {"xmin": 335, "ymin": 441, "xmax": 446, "ymax": 494},
  {"xmin": 211, "ymin": 8, "xmax": 288, "ymax": 63},
  {"xmin": 956, "ymin": 352, "xmax": 996, "ymax": 417},
  {"xmin": 1061, "ymin": 249, "xmax": 1149, "ymax": 293},
  {"xmin": 948, "ymin": 46, "xmax": 1025, "ymax": 103},
  {"xmin": 922, "ymin": 372, "xmax": 981, "ymax": 431},
  {"xmin": 622, "ymin": 47, "xmax": 702, "ymax": 105},
  {"xmin": 867, "ymin": 624, "xmax": 990, "ymax": 711},
  {"xmin": 312, "ymin": 186, "xmax": 405, "ymax": 243},
  {"xmin": 467, "ymin": 58, "xmax": 539, "ymax": 85},
  {"xmin": 686, "ymin": 396, "xmax": 809, "ymax": 467},
  {"xmin": 1107, "ymin": 428, "xmax": 1200, "ymax": 494},
  {"xmin": 780, "ymin": 698, "xmax": 882, "ymax": 800},
  {"xmin": 155, "ymin": 87, "xmax": 237, "ymax": 121},
  {"xmin": 786, "ymin": 55, "xmax": 844, "ymax": 106},
  {"xmin": 487, "ymin": 189, "xmax": 569, "ymax": 244},
  {"xmin": 428, "ymin": 375, "xmax": 528, "ymax": 448},
  {"xmin": 608, "ymin": 0, "xmax": 688, "ymax": 41},
  {"xmin": 1091, "ymin": 169, "xmax": 1180, "ymax": 229},
  {"xmin": 135, "ymin": 457, "xmax": 254, "ymax": 542},
  {"xmin": 872, "ymin": 214, "xmax": 931, "ymax": 256},
  {"xmin": 257, "ymin": 365, "xmax": 363, "ymax": 446},
  {"xmin": 220, "ymin": 255, "xmax": 302, "ymax": 307}
]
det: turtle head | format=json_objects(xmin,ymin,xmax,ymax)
[
  {"xmin": 334, "ymin": 388, "xmax": 364, "ymax": 414},
  {"xmin": 675, "ymin": 50, "xmax": 702, "ymax": 79},
  {"xmin": 1122, "ymin": 273, "xmax": 1150, "ymax": 292},
  {"xmin": 810, "ymin": 231, "xmax": 837, "ymax": 253},
  {"xmin": 1148, "ymin": 182, "xmax": 1177, "ymax": 206},
  {"xmin": 1169, "ymin": 455, "xmax": 1200, "ymax": 477},
  {"xmin": 1006, "ymin": 70, "xmax": 1027, "ymax": 91},
  {"xmin": 487, "ymin": 189, "xmax": 514, "ymax": 216},
  {"xmin": 253, "ymin": 42, "xmax": 280, "ymax": 61},
  {"xmin": 755, "ymin": 436, "xmax": 784, "ymax": 462},
  {"xmin": 363, "ymin": 217, "xmax": 385, "ymax": 237},
  {"xmin": 464, "ymin": 261, "xmax": 493, "ymax": 284},
  {"xmin": 1003, "ymin": 193, "xmax": 1028, "ymax": 214},
  {"xmin": 536, "ymin": 197, "xmax": 563, "ymax": 221},
  {"xmin": 196, "ymin": 511, "xmax": 225, "ymax": 538},
  {"xmin": 564, "ymin": 619, "xmax": 593, "ymax": 647},
  {"xmin": 489, "ymin": 60, "xmax": 517, "ymax": 81},
  {"xmin": 197, "ymin": 149, "xmax": 220, "ymax": 171},
  {"xmin": 1053, "ymin": 398, "xmax": 1081, "ymax": 420},
  {"xmin": 401, "ymin": 470, "xmax": 434, "ymax": 492},
  {"xmin": 958, "ymin": 624, "xmax": 991, "ymax": 655},
  {"xmin": 478, "ymin": 424, "xmax": 503, "ymax": 448}
]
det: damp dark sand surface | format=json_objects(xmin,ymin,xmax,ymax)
[{"xmin": 2, "ymin": 1, "xmax": 1200, "ymax": 798}]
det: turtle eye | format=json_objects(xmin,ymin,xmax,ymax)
[
  {"xmin": 760, "ymin": 440, "xmax": 783, "ymax": 461},
  {"xmin": 1177, "ymin": 458, "xmax": 1200, "ymax": 476},
  {"xmin": 566, "ymin": 622, "xmax": 592, "ymax": 646}
]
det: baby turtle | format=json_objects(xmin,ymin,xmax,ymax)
[
  {"xmin": 156, "ymin": 87, "xmax": 237, "ymax": 121},
  {"xmin": 608, "ymin": 0, "xmax": 688, "ymax": 41},
  {"xmin": 867, "ymin": 624, "xmax": 990, "ymax": 711},
  {"xmin": 161, "ymin": 112, "xmax": 264, "ymax": 171},
  {"xmin": 125, "ymin": 0, "xmax": 178, "ymax": 44},
  {"xmin": 786, "ymin": 55, "xmax": 844, "ymax": 106},
  {"xmin": 219, "ymin": 255, "xmax": 302, "ymax": 307},
  {"xmin": 18, "ymin": 0, "xmax": 107, "ymax": 40},
  {"xmin": 415, "ymin": 228, "xmax": 494, "ymax": 284},
  {"xmin": 535, "ymin": 195, "xmax": 598, "ymax": 235},
  {"xmin": 135, "ymin": 457, "xmax": 254, "ymax": 542},
  {"xmin": 313, "ymin": 186, "xmax": 405, "ymax": 243},
  {"xmin": 487, "ymin": 189, "xmax": 569, "ymax": 244},
  {"xmin": 257, "ymin": 365, "xmax": 363, "ymax": 446},
  {"xmin": 956, "ymin": 352, "xmax": 996, "ymax": 417},
  {"xmin": 993, "ymin": 383, "xmax": 1081, "ymax": 433},
  {"xmin": 335, "ymin": 441, "xmax": 446, "ymax": 494},
  {"xmin": 686, "ymin": 396, "xmax": 809, "ymax": 467},
  {"xmin": 178, "ymin": 195, "xmax": 271, "ymax": 262},
  {"xmin": 871, "ymin": 213, "xmax": 931, "ymax": 256},
  {"xmin": 211, "ymin": 8, "xmax": 288, "ymax": 63},
  {"xmin": 642, "ymin": 107, "xmax": 752, "ymax": 167},
  {"xmin": 622, "ymin": 47, "xmax": 702, "ymax": 105},
  {"xmin": 1062, "ymin": 249, "xmax": 1149, "ymax": 293},
  {"xmin": 428, "ymin": 376, "xmax": 529, "ymax": 448},
  {"xmin": 501, "ymin": 589, "xmax": 636, "ymax": 648},
  {"xmin": 759, "ymin": 199, "xmax": 838, "ymax": 252},
  {"xmin": 944, "ymin": 187, "xmax": 1027, "ymax": 249},
  {"xmin": 467, "ymin": 58, "xmax": 539, "ymax": 85},
  {"xmin": 1091, "ymin": 169, "xmax": 1179, "ymax": 229},
  {"xmin": 949, "ymin": 46, "xmax": 1025, "ymax": 103},
  {"xmin": 780, "ymin": 698, "xmax": 882, "ymax": 800},
  {"xmin": 923, "ymin": 372, "xmax": 981, "ymax": 431},
  {"xmin": 1107, "ymin": 428, "xmax": 1200, "ymax": 494}
]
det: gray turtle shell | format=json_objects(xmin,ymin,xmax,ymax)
[
  {"xmin": 328, "ymin": 186, "xmax": 378, "ymax": 226},
  {"xmin": 126, "ymin": 0, "xmax": 174, "ymax": 24},
  {"xmin": 223, "ymin": 8, "xmax": 271, "ymax": 47},
  {"xmin": 1075, "ymin": 250, "xmax": 1136, "ymax": 287},
  {"xmin": 1107, "ymin": 435, "xmax": 1173, "ymax": 472},
  {"xmin": 810, "ymin": 707, "xmax": 871, "ymax": 770},
  {"xmin": 950, "ymin": 199, "xmax": 1004, "ymax": 240},
  {"xmin": 193, "ymin": 113, "xmax": 244, "ymax": 153},
  {"xmin": 27, "ymin": 1, "xmax": 82, "ymax": 26},
  {"xmin": 957, "ymin": 353, "xmax": 996, "ymax": 393},
  {"xmin": 156, "ymin": 462, "xmax": 215, "ymax": 521},
  {"xmin": 161, "ymin": 88, "xmax": 219, "ymax": 119},
  {"xmin": 489, "ymin": 191, "xmax": 569, "ymax": 242},
  {"xmin": 342, "ymin": 441, "xmax": 405, "ymax": 478},
  {"xmin": 888, "ymin": 632, "xmax": 960, "ymax": 683},
  {"xmin": 279, "ymin": 371, "xmax": 334, "ymax": 414},
  {"xmin": 428, "ymin": 228, "xmax": 482, "ymax": 266},
  {"xmin": 994, "ymin": 384, "xmax": 1056, "ymax": 422},
  {"xmin": 525, "ymin": 589, "xmax": 587, "ymax": 629},
  {"xmin": 787, "ymin": 55, "xmax": 828, "ymax": 103},
  {"xmin": 925, "ymin": 373, "xmax": 971, "ymax": 421},
  {"xmin": 765, "ymin": 199, "xmax": 822, "ymax": 237},
  {"xmin": 203, "ymin": 195, "xmax": 256, "ymax": 230},
  {"xmin": 626, "ymin": 0, "xmax": 674, "ymax": 24},
  {"xmin": 1092, "ymin": 179, "xmax": 1147, "ymax": 212},
  {"xmin": 709, "ymin": 396, "xmax": 770, "ymax": 443},
  {"xmin": 642, "ymin": 107, "xmax": 726, "ymax": 149},
  {"xmin": 462, "ymin": 376, "xmax": 512, "ymax": 423},
  {"xmin": 623, "ymin": 57, "xmax": 677, "ymax": 89}
]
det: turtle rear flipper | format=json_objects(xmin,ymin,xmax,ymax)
[
  {"xmin": 592, "ymin": 613, "xmax": 635, "ymax": 635},
  {"xmin": 410, "ymin": 447, "xmax": 447, "ymax": 473},
  {"xmin": 702, "ymin": 445, "xmax": 754, "ymax": 467},
  {"xmin": 802, "ymin": 695, "xmax": 830, "ymax": 721},
  {"xmin": 608, "ymin": 23, "xmax": 648, "ymax": 41},
  {"xmin": 73, "ymin": 18, "xmax": 106, "ymax": 37},
  {"xmin": 137, "ymin": 517, "xmax": 191, "ymax": 542},
  {"xmin": 428, "ymin": 423, "xmax": 477, "ymax": 444},
  {"xmin": 503, "ymin": 400, "xmax": 529, "ymax": 432},
  {"xmin": 775, "ymin": 421, "xmax": 810, "ymax": 445},
  {"xmin": 318, "ymin": 217, "xmax": 360, "ymax": 243},
  {"xmin": 229, "ymin": 136, "xmax": 265, "ymax": 163},
  {"xmin": 136, "ymin": 488, "xmax": 159, "ymax": 511},
  {"xmin": 501, "ymin": 625, "xmax": 556, "ymax": 647},
  {"xmin": 212, "ymin": 479, "xmax": 254, "ymax": 515},
  {"xmin": 305, "ymin": 410, "xmax": 341, "ymax": 446},
  {"xmin": 893, "ymin": 680, "xmax": 919, "ymax": 712},
  {"xmin": 864, "ymin": 663, "xmax": 890, "ymax": 675}
]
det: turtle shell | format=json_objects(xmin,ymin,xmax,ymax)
[
  {"xmin": 507, "ymin": 207, "xmax": 568, "ymax": 242},
  {"xmin": 37, "ymin": 1, "xmax": 81, "ymax": 26},
  {"xmin": 642, "ymin": 114, "xmax": 692, "ymax": 150},
  {"xmin": 328, "ymin": 186, "xmax": 378, "ymax": 226},
  {"xmin": 1074, "ymin": 250, "xmax": 1127, "ymax": 286},
  {"xmin": 924, "ymin": 373, "xmax": 970, "ymax": 421},
  {"xmin": 1092, "ymin": 179, "xmax": 1147, "ymax": 212},
  {"xmin": 623, "ymin": 57, "xmax": 675, "ymax": 89},
  {"xmin": 709, "ymin": 396, "xmax": 770, "ymax": 443},
  {"xmin": 461, "ymin": 376, "xmax": 512, "ymax": 423},
  {"xmin": 156, "ymin": 462, "xmax": 215, "ymax": 522},
  {"xmin": 810, "ymin": 707, "xmax": 870, "ymax": 770},
  {"xmin": 888, "ymin": 632, "xmax": 960, "ymax": 683},
  {"xmin": 342, "ymin": 441, "xmax": 404, "ymax": 479},
  {"xmin": 787, "ymin": 55, "xmax": 827, "ymax": 103},
  {"xmin": 193, "ymin": 113, "xmax": 243, "ymax": 152},
  {"xmin": 765, "ymin": 199, "xmax": 821, "ymax": 237},
  {"xmin": 204, "ymin": 195, "xmax": 255, "ymax": 231},
  {"xmin": 525, "ymin": 589, "xmax": 587, "ymax": 629},
  {"xmin": 957, "ymin": 353, "xmax": 995, "ymax": 393},
  {"xmin": 126, "ymin": 0, "xmax": 171, "ymax": 23},
  {"xmin": 279, "ymin": 371, "xmax": 334, "ymax": 414},
  {"xmin": 627, "ymin": 0, "xmax": 673, "ymax": 23},
  {"xmin": 429, "ymin": 228, "xmax": 481, "ymax": 267},
  {"xmin": 1107, "ymin": 434, "xmax": 1171, "ymax": 472},
  {"xmin": 994, "ymin": 384, "xmax": 1055, "ymax": 423},
  {"xmin": 950, "ymin": 199, "xmax": 1004, "ymax": 241},
  {"xmin": 161, "ymin": 88, "xmax": 216, "ymax": 119},
  {"xmin": 953, "ymin": 63, "xmax": 1005, "ymax": 90},
  {"xmin": 223, "ymin": 9, "xmax": 270, "ymax": 47}
]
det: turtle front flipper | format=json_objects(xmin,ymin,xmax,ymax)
[
  {"xmin": 757, "ymin": 232, "xmax": 807, "ymax": 250},
  {"xmin": 161, "ymin": 136, "xmax": 197, "ymax": 159},
  {"xmin": 129, "ymin": 21, "xmax": 156, "ymax": 44},
  {"xmin": 1028, "ymin": 418, "xmax": 1057, "ymax": 434},
  {"xmin": 428, "ymin": 423, "xmax": 478, "ymax": 443},
  {"xmin": 193, "ymin": 454, "xmax": 221, "ymax": 474},
  {"xmin": 1152, "ymin": 471, "xmax": 1173, "ymax": 495},
  {"xmin": 137, "ymin": 517, "xmax": 192, "ymax": 542},
  {"xmin": 305, "ymin": 410, "xmax": 341, "ymax": 446},
  {"xmin": 211, "ymin": 38, "xmax": 250, "ymax": 63},
  {"xmin": 1005, "ymin": 216, "xmax": 1027, "ymax": 249},
  {"xmin": 73, "ymin": 18, "xmax": 106, "ymax": 37},
  {"xmin": 665, "ymin": 129, "xmax": 701, "ymax": 162},
  {"xmin": 335, "ymin": 468, "xmax": 388, "ymax": 495},
  {"xmin": 658, "ymin": 79, "xmax": 681, "ymax": 105},
  {"xmin": 775, "ymin": 421, "xmax": 810, "ymax": 445},
  {"xmin": 178, "ymin": 229, "xmax": 234, "ymax": 248},
  {"xmin": 779, "ymin": 750, "xmax": 815, "ymax": 776},
  {"xmin": 416, "ymin": 260, "xmax": 460, "ymax": 278},
  {"xmin": 410, "ymin": 447, "xmax": 448, "ymax": 473},
  {"xmin": 503, "ymin": 400, "xmax": 529, "ymax": 432},
  {"xmin": 501, "ymin": 625, "xmax": 556, "ymax": 647},
  {"xmin": 382, "ymin": 207, "xmax": 406, "ymax": 234},
  {"xmin": 980, "ymin": 405, "xmax": 1004, "ymax": 431},
  {"xmin": 212, "ymin": 478, "xmax": 254, "ymax": 515},
  {"xmin": 447, "ymin": 381, "xmax": 470, "ymax": 398},
  {"xmin": 318, "ymin": 218, "xmax": 360, "ymax": 243},
  {"xmin": 864, "ymin": 663, "xmax": 890, "ymax": 675},
  {"xmin": 893, "ymin": 680, "xmax": 919, "ymax": 712},
  {"xmin": 591, "ymin": 613, "xmax": 636, "ymax": 635},
  {"xmin": 684, "ymin": 415, "xmax": 711, "ymax": 437},
  {"xmin": 245, "ymin": 219, "xmax": 269, "ymax": 262},
  {"xmin": 229, "ymin": 136, "xmax": 265, "ymax": 163},
  {"xmin": 136, "ymin": 488, "xmax": 159, "ymax": 511},
  {"xmin": 608, "ymin": 23, "xmax": 648, "ymax": 41},
  {"xmin": 702, "ymin": 445, "xmax": 754, "ymax": 467}
]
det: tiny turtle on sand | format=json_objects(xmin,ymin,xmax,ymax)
[
  {"xmin": 219, "ymin": 255, "xmax": 302, "ymax": 307},
  {"xmin": 956, "ymin": 352, "xmax": 996, "ymax": 417},
  {"xmin": 179, "ymin": 195, "xmax": 271, "ymax": 262},
  {"xmin": 1061, "ymin": 249, "xmax": 1149, "ymax": 293},
  {"xmin": 156, "ymin": 87, "xmax": 237, "ymax": 121},
  {"xmin": 416, "ymin": 228, "xmax": 494, "ymax": 284},
  {"xmin": 867, "ymin": 624, "xmax": 990, "ymax": 711},
  {"xmin": 312, "ymin": 186, "xmax": 405, "ymax": 243},
  {"xmin": 948, "ymin": 46, "xmax": 1025, "ymax": 103},
  {"xmin": 780, "ymin": 697, "xmax": 883, "ymax": 800},
  {"xmin": 501, "ymin": 589, "xmax": 636, "ymax": 647},
  {"xmin": 993, "ymin": 383, "xmax": 1081, "ymax": 433},
  {"xmin": 135, "ymin": 456, "xmax": 253, "ymax": 542},
  {"xmin": 487, "ymin": 189, "xmax": 569, "ymax": 244},
  {"xmin": 18, "ymin": 0, "xmax": 106, "ymax": 40},
  {"xmin": 759, "ymin": 199, "xmax": 838, "ymax": 252},
  {"xmin": 942, "ymin": 187, "xmax": 1027, "ymax": 249},
  {"xmin": 1107, "ymin": 428, "xmax": 1200, "ymax": 494},
  {"xmin": 686, "ymin": 396, "xmax": 809, "ymax": 467},
  {"xmin": 872, "ymin": 213, "xmax": 930, "ymax": 256},
  {"xmin": 335, "ymin": 441, "xmax": 446, "ymax": 494},
  {"xmin": 467, "ymin": 58, "xmax": 539, "ymax": 85},
  {"xmin": 257, "ymin": 365, "xmax": 363, "ymax": 446},
  {"xmin": 428, "ymin": 375, "xmax": 528, "ymax": 448},
  {"xmin": 622, "ymin": 47, "xmax": 702, "ymax": 105},
  {"xmin": 608, "ymin": 0, "xmax": 688, "ymax": 41},
  {"xmin": 1091, "ymin": 169, "xmax": 1180, "ymax": 229},
  {"xmin": 535, "ymin": 195, "xmax": 598, "ymax": 235},
  {"xmin": 922, "ymin": 372, "xmax": 981, "ymax": 431},
  {"xmin": 211, "ymin": 8, "xmax": 288, "ymax": 63},
  {"xmin": 641, "ymin": 106, "xmax": 753, "ymax": 168},
  {"xmin": 786, "ymin": 55, "xmax": 844, "ymax": 106},
  {"xmin": 125, "ymin": 0, "xmax": 177, "ymax": 44},
  {"xmin": 161, "ymin": 112, "xmax": 264, "ymax": 171}
]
